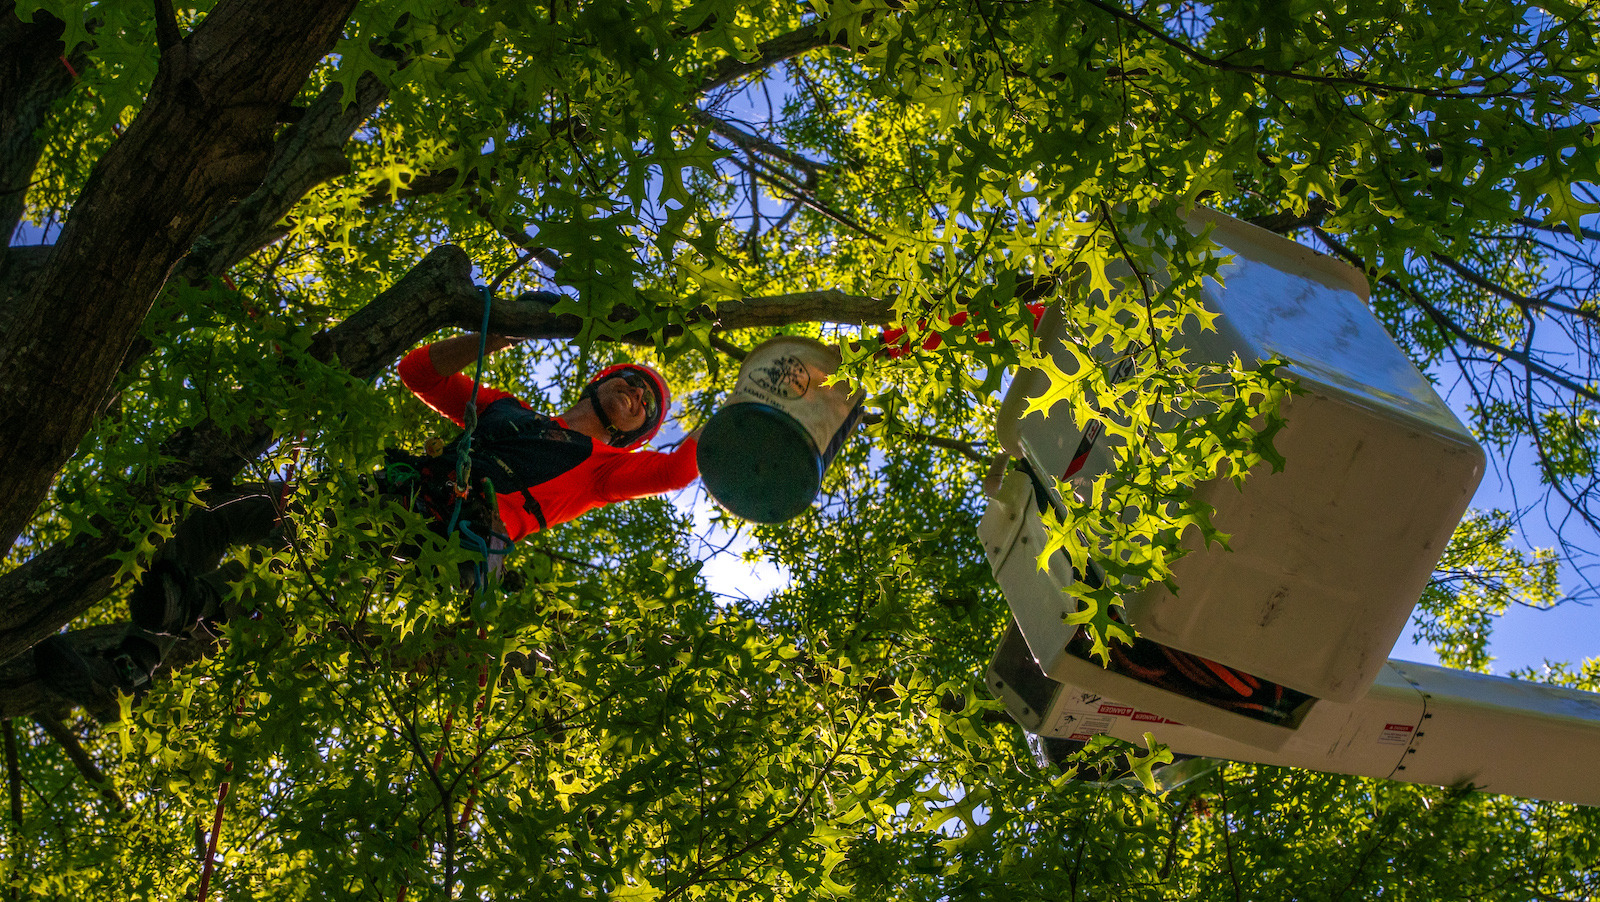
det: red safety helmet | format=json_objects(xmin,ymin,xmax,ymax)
[{"xmin": 582, "ymin": 363, "xmax": 671, "ymax": 449}]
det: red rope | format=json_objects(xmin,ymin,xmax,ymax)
[{"xmin": 196, "ymin": 763, "xmax": 233, "ymax": 902}]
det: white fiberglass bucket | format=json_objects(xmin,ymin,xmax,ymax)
[{"xmin": 992, "ymin": 208, "xmax": 1485, "ymax": 705}]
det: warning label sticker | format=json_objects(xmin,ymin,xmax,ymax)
[
  {"xmin": 1080, "ymin": 714, "xmax": 1117, "ymax": 735},
  {"xmin": 1047, "ymin": 700, "xmax": 1182, "ymax": 737},
  {"xmin": 1379, "ymin": 723, "xmax": 1415, "ymax": 746}
]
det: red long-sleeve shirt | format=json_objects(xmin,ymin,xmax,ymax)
[{"xmin": 399, "ymin": 345, "xmax": 698, "ymax": 541}]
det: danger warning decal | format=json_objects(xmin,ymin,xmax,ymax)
[
  {"xmin": 1048, "ymin": 700, "xmax": 1182, "ymax": 738},
  {"xmin": 1378, "ymin": 722, "xmax": 1415, "ymax": 746}
]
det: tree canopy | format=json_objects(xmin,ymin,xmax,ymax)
[{"xmin": 2, "ymin": 0, "xmax": 1599, "ymax": 898}]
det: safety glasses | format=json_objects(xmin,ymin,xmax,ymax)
[{"xmin": 617, "ymin": 370, "xmax": 660, "ymax": 422}]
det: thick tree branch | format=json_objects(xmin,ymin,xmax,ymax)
[
  {"xmin": 0, "ymin": 245, "xmax": 474, "ymax": 667},
  {"xmin": 693, "ymin": 23, "xmax": 838, "ymax": 95},
  {"xmin": 0, "ymin": 244, "xmax": 51, "ymax": 339},
  {"xmin": 0, "ymin": 243, "xmax": 889, "ymax": 667},
  {"xmin": 0, "ymin": 3, "xmax": 86, "ymax": 247},
  {"xmin": 1246, "ymin": 197, "xmax": 1333, "ymax": 236},
  {"xmin": 481, "ymin": 287, "xmax": 892, "ymax": 342},
  {"xmin": 177, "ymin": 71, "xmax": 392, "ymax": 283},
  {"xmin": 0, "ymin": 0, "xmax": 360, "ymax": 558}
]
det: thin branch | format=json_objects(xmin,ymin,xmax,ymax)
[
  {"xmin": 2, "ymin": 717, "xmax": 16, "ymax": 902},
  {"xmin": 1524, "ymin": 360, "xmax": 1600, "ymax": 540},
  {"xmin": 2, "ymin": 718, "xmax": 18, "ymax": 824},
  {"xmin": 1215, "ymin": 767, "xmax": 1243, "ymax": 902},
  {"xmin": 660, "ymin": 709, "xmax": 864, "ymax": 901},
  {"xmin": 1514, "ymin": 215, "xmax": 1600, "ymax": 244},
  {"xmin": 1430, "ymin": 250, "xmax": 1599, "ymax": 323},
  {"xmin": 688, "ymin": 108, "xmax": 828, "ymax": 175},
  {"xmin": 708, "ymin": 333, "xmax": 748, "ymax": 361},
  {"xmin": 32, "ymin": 717, "xmax": 124, "ymax": 812},
  {"xmin": 742, "ymin": 155, "xmax": 883, "ymax": 243},
  {"xmin": 859, "ymin": 413, "xmax": 991, "ymax": 464},
  {"xmin": 1080, "ymin": 0, "xmax": 1525, "ymax": 100},
  {"xmin": 902, "ymin": 431, "xmax": 989, "ymax": 464},
  {"xmin": 1097, "ymin": 203, "xmax": 1164, "ymax": 369}
]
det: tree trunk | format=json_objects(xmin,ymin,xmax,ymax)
[
  {"xmin": 0, "ymin": 3, "xmax": 84, "ymax": 248},
  {"xmin": 0, "ymin": 0, "xmax": 359, "ymax": 557}
]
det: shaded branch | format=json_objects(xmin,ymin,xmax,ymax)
[
  {"xmin": 693, "ymin": 23, "xmax": 838, "ymax": 95},
  {"xmin": 0, "ymin": 245, "xmax": 474, "ymax": 666},
  {"xmin": 176, "ymin": 70, "xmax": 392, "ymax": 283},
  {"xmin": 860, "ymin": 413, "xmax": 990, "ymax": 464},
  {"xmin": 1245, "ymin": 197, "xmax": 1333, "ymax": 236},
  {"xmin": 151, "ymin": 0, "xmax": 183, "ymax": 58},
  {"xmin": 1430, "ymin": 249, "xmax": 1599, "ymax": 324},
  {"xmin": 0, "ymin": 3, "xmax": 87, "ymax": 247},
  {"xmin": 899, "ymin": 431, "xmax": 989, "ymax": 464},
  {"xmin": 1081, "ymin": 0, "xmax": 1525, "ymax": 100},
  {"xmin": 359, "ymin": 114, "xmax": 589, "ymax": 210},
  {"xmin": 1514, "ymin": 215, "xmax": 1600, "ymax": 244},
  {"xmin": 33, "ymin": 715, "xmax": 123, "ymax": 811},
  {"xmin": 2, "ymin": 718, "xmax": 18, "ymax": 832},
  {"xmin": 743, "ymin": 156, "xmax": 883, "ymax": 242},
  {"xmin": 0, "ymin": 0, "xmax": 360, "ymax": 558},
  {"xmin": 688, "ymin": 108, "xmax": 828, "ymax": 175}
]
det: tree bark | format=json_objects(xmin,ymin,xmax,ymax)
[
  {"xmin": 0, "ymin": 0, "xmax": 359, "ymax": 558},
  {"xmin": 0, "ymin": 3, "xmax": 84, "ymax": 248},
  {"xmin": 176, "ymin": 70, "xmax": 392, "ymax": 284}
]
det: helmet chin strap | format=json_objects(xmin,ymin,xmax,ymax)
[{"xmin": 582, "ymin": 379, "xmax": 627, "ymax": 446}]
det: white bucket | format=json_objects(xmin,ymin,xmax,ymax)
[{"xmin": 697, "ymin": 336, "xmax": 865, "ymax": 523}]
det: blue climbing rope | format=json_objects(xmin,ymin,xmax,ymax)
[
  {"xmin": 447, "ymin": 286, "xmax": 495, "ymax": 536},
  {"xmin": 443, "ymin": 285, "xmax": 510, "ymax": 594}
]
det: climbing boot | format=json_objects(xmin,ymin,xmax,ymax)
[
  {"xmin": 33, "ymin": 631, "xmax": 169, "ymax": 721},
  {"xmin": 129, "ymin": 560, "xmax": 243, "ymax": 635}
]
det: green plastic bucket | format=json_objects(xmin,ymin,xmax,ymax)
[{"xmin": 698, "ymin": 337, "xmax": 865, "ymax": 523}]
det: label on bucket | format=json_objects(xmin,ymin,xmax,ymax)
[
  {"xmin": 728, "ymin": 338, "xmax": 863, "ymax": 462},
  {"xmin": 699, "ymin": 336, "xmax": 867, "ymax": 523}
]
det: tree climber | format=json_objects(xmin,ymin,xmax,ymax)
[{"xmin": 34, "ymin": 332, "xmax": 701, "ymax": 715}]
